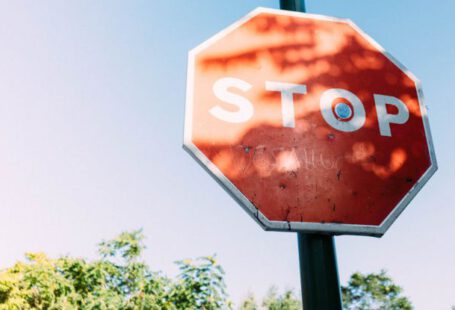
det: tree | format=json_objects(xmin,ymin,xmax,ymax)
[
  {"xmin": 0, "ymin": 229, "xmax": 231, "ymax": 309},
  {"xmin": 262, "ymin": 287, "xmax": 301, "ymax": 310},
  {"xmin": 342, "ymin": 271, "xmax": 413, "ymax": 310},
  {"xmin": 0, "ymin": 230, "xmax": 414, "ymax": 310},
  {"xmin": 238, "ymin": 288, "xmax": 301, "ymax": 310},
  {"xmin": 238, "ymin": 293, "xmax": 258, "ymax": 310},
  {"xmin": 239, "ymin": 272, "xmax": 412, "ymax": 310}
]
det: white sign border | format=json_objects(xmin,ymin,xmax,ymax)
[{"xmin": 183, "ymin": 7, "xmax": 438, "ymax": 237}]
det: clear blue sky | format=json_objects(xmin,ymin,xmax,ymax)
[{"xmin": 0, "ymin": 1, "xmax": 453, "ymax": 308}]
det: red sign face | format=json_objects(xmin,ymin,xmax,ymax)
[{"xmin": 184, "ymin": 8, "xmax": 437, "ymax": 236}]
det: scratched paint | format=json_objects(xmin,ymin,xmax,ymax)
[{"xmin": 184, "ymin": 8, "xmax": 436, "ymax": 234}]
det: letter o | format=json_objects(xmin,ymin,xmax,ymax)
[{"xmin": 320, "ymin": 88, "xmax": 366, "ymax": 132}]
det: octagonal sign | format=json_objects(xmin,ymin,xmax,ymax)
[{"xmin": 183, "ymin": 8, "xmax": 437, "ymax": 236}]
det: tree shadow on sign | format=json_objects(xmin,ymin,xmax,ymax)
[{"xmin": 192, "ymin": 12, "xmax": 431, "ymax": 227}]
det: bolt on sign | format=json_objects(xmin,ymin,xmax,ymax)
[{"xmin": 183, "ymin": 7, "xmax": 437, "ymax": 236}]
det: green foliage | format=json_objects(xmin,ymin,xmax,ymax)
[
  {"xmin": 0, "ymin": 230, "xmax": 414, "ymax": 310},
  {"xmin": 238, "ymin": 288, "xmax": 300, "ymax": 310},
  {"xmin": 238, "ymin": 293, "xmax": 258, "ymax": 310},
  {"xmin": 262, "ymin": 287, "xmax": 301, "ymax": 310},
  {"xmin": 239, "ymin": 271, "xmax": 412, "ymax": 310},
  {"xmin": 0, "ymin": 229, "xmax": 231, "ymax": 309},
  {"xmin": 171, "ymin": 257, "xmax": 230, "ymax": 309},
  {"xmin": 342, "ymin": 270, "xmax": 413, "ymax": 310},
  {"xmin": 98, "ymin": 229, "xmax": 145, "ymax": 262}
]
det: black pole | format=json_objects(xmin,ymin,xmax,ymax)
[
  {"xmin": 297, "ymin": 234, "xmax": 343, "ymax": 310},
  {"xmin": 280, "ymin": 0, "xmax": 306, "ymax": 12},
  {"xmin": 278, "ymin": 1, "xmax": 344, "ymax": 309}
]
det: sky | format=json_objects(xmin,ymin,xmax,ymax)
[{"xmin": 0, "ymin": 1, "xmax": 454, "ymax": 309}]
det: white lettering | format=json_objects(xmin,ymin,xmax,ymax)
[
  {"xmin": 320, "ymin": 88, "xmax": 366, "ymax": 132},
  {"xmin": 210, "ymin": 77, "xmax": 253, "ymax": 123},
  {"xmin": 374, "ymin": 94, "xmax": 409, "ymax": 137},
  {"xmin": 265, "ymin": 81, "xmax": 307, "ymax": 128}
]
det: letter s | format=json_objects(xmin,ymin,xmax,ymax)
[{"xmin": 210, "ymin": 77, "xmax": 253, "ymax": 123}]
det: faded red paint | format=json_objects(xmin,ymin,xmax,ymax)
[{"xmin": 187, "ymin": 11, "xmax": 432, "ymax": 228}]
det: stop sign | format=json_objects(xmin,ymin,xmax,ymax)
[{"xmin": 184, "ymin": 8, "xmax": 437, "ymax": 236}]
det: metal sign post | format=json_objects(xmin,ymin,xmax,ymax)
[
  {"xmin": 297, "ymin": 234, "xmax": 343, "ymax": 309},
  {"xmin": 281, "ymin": 2, "xmax": 343, "ymax": 309},
  {"xmin": 280, "ymin": 0, "xmax": 306, "ymax": 12},
  {"xmin": 186, "ymin": 5, "xmax": 436, "ymax": 236},
  {"xmin": 185, "ymin": 2, "xmax": 436, "ymax": 308}
]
